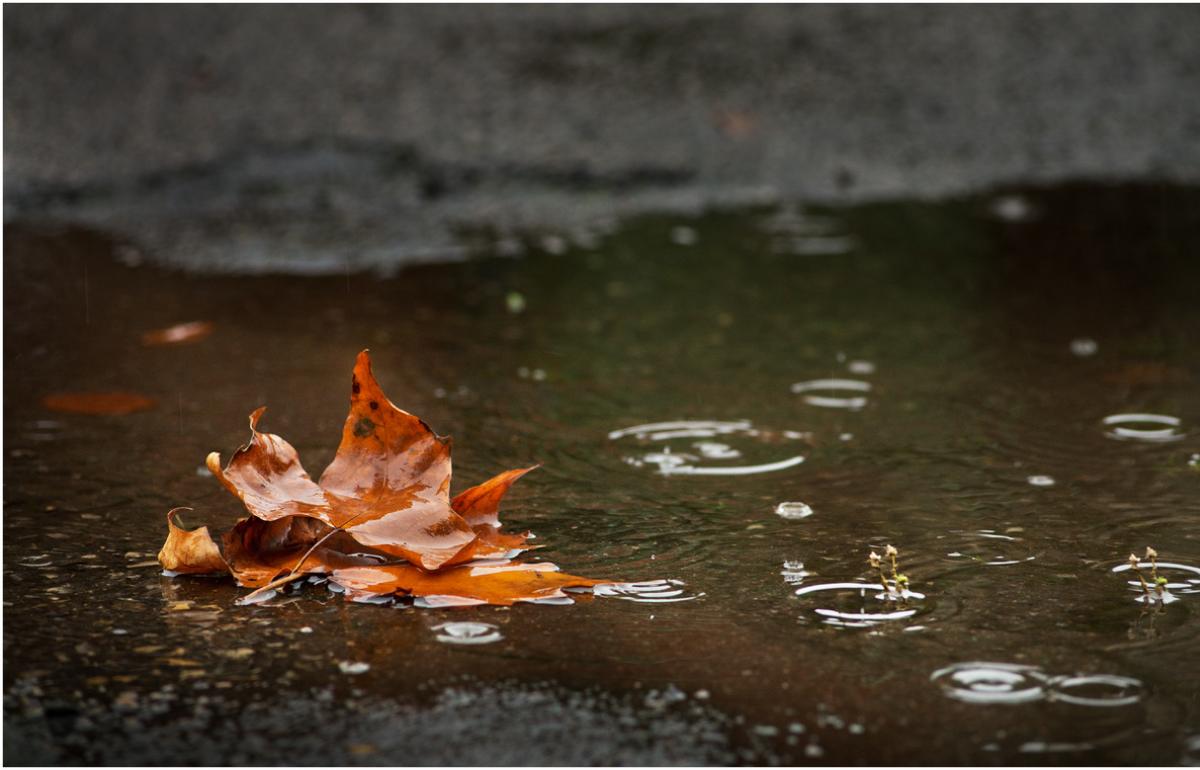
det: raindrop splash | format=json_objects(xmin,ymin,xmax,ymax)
[
  {"xmin": 774, "ymin": 501, "xmax": 814, "ymax": 520},
  {"xmin": 433, "ymin": 622, "xmax": 503, "ymax": 645}
]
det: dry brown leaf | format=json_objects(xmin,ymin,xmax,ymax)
[
  {"xmin": 142, "ymin": 321, "xmax": 215, "ymax": 346},
  {"xmin": 206, "ymin": 351, "xmax": 476, "ymax": 570},
  {"xmin": 158, "ymin": 508, "xmax": 226, "ymax": 574},
  {"xmin": 43, "ymin": 392, "xmax": 156, "ymax": 415},
  {"xmin": 158, "ymin": 350, "xmax": 608, "ymax": 607}
]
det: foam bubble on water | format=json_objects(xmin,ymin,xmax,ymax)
[
  {"xmin": 337, "ymin": 661, "xmax": 370, "ymax": 675},
  {"xmin": 774, "ymin": 501, "xmax": 814, "ymax": 520},
  {"xmin": 1027, "ymin": 475, "xmax": 1056, "ymax": 487}
]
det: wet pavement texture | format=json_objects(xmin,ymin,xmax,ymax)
[
  {"xmin": 7, "ymin": 6, "xmax": 1200, "ymax": 273},
  {"xmin": 4, "ymin": 183, "xmax": 1200, "ymax": 765}
]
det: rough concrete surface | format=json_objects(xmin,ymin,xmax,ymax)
[{"xmin": 5, "ymin": 4, "xmax": 1200, "ymax": 271}]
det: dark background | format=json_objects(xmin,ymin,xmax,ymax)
[{"xmin": 6, "ymin": 4, "xmax": 1200, "ymax": 272}]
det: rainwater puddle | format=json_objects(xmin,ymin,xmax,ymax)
[{"xmin": 5, "ymin": 184, "xmax": 1200, "ymax": 765}]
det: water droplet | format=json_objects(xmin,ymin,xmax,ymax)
[
  {"xmin": 990, "ymin": 194, "xmax": 1034, "ymax": 222},
  {"xmin": 774, "ymin": 501, "xmax": 814, "ymax": 520},
  {"xmin": 505, "ymin": 291, "xmax": 526, "ymax": 314},
  {"xmin": 847, "ymin": 360, "xmax": 876, "ymax": 375},
  {"xmin": 433, "ymin": 622, "xmax": 503, "ymax": 645},
  {"xmin": 1027, "ymin": 475, "xmax": 1055, "ymax": 487},
  {"xmin": 790, "ymin": 379, "xmax": 871, "ymax": 410},
  {"xmin": 1102, "ymin": 413, "xmax": 1185, "ymax": 443},
  {"xmin": 540, "ymin": 234, "xmax": 568, "ymax": 255},
  {"xmin": 670, "ymin": 226, "xmax": 697, "ymax": 246},
  {"xmin": 1069, "ymin": 337, "xmax": 1098, "ymax": 357},
  {"xmin": 781, "ymin": 560, "xmax": 810, "ymax": 584}
]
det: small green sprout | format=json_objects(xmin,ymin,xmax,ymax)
[
  {"xmin": 868, "ymin": 545, "xmax": 910, "ymax": 599},
  {"xmin": 1130, "ymin": 546, "xmax": 1168, "ymax": 605}
]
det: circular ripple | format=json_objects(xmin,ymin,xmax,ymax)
[
  {"xmin": 1111, "ymin": 560, "xmax": 1200, "ymax": 602},
  {"xmin": 931, "ymin": 662, "xmax": 1049, "ymax": 705},
  {"xmin": 794, "ymin": 581, "xmax": 927, "ymax": 628},
  {"xmin": 609, "ymin": 420, "xmax": 808, "ymax": 476},
  {"xmin": 942, "ymin": 529, "xmax": 1037, "ymax": 567},
  {"xmin": 1047, "ymin": 674, "xmax": 1144, "ymax": 707},
  {"xmin": 433, "ymin": 621, "xmax": 503, "ymax": 645},
  {"xmin": 592, "ymin": 579, "xmax": 703, "ymax": 603},
  {"xmin": 789, "ymin": 379, "xmax": 871, "ymax": 410},
  {"xmin": 1102, "ymin": 413, "xmax": 1185, "ymax": 443}
]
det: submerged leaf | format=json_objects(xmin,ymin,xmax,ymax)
[{"xmin": 43, "ymin": 392, "xmax": 156, "ymax": 415}]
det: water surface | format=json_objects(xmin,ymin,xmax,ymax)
[{"xmin": 4, "ymin": 183, "xmax": 1199, "ymax": 764}]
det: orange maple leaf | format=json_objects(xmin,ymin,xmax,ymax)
[{"xmin": 158, "ymin": 350, "xmax": 600, "ymax": 605}]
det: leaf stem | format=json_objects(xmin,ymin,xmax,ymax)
[{"xmin": 237, "ymin": 512, "xmax": 369, "ymax": 605}]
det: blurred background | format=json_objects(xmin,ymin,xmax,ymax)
[{"xmin": 7, "ymin": 4, "xmax": 1200, "ymax": 272}]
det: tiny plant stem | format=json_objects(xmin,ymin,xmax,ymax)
[
  {"xmin": 1132, "ymin": 567, "xmax": 1151, "ymax": 597},
  {"xmin": 237, "ymin": 512, "xmax": 369, "ymax": 605}
]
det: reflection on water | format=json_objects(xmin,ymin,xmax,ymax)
[{"xmin": 5, "ymin": 184, "xmax": 1200, "ymax": 764}]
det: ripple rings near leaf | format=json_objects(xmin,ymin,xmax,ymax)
[{"xmin": 593, "ymin": 579, "xmax": 703, "ymax": 603}]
